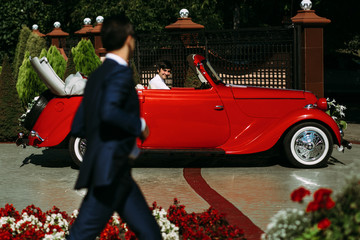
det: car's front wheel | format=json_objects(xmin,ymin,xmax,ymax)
[
  {"xmin": 283, "ymin": 122, "xmax": 333, "ymax": 168},
  {"xmin": 69, "ymin": 136, "xmax": 87, "ymax": 167}
]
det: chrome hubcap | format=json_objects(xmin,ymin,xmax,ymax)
[
  {"xmin": 294, "ymin": 130, "xmax": 325, "ymax": 162},
  {"xmin": 75, "ymin": 138, "xmax": 87, "ymax": 162},
  {"xmin": 79, "ymin": 139, "xmax": 87, "ymax": 157}
]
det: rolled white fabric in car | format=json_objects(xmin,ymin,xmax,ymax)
[{"xmin": 64, "ymin": 72, "xmax": 87, "ymax": 95}]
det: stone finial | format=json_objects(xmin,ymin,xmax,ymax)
[
  {"xmin": 84, "ymin": 18, "xmax": 91, "ymax": 25},
  {"xmin": 96, "ymin": 16, "xmax": 104, "ymax": 24},
  {"xmin": 54, "ymin": 21, "xmax": 61, "ymax": 28},
  {"xmin": 300, "ymin": 0, "xmax": 312, "ymax": 10},
  {"xmin": 179, "ymin": 9, "xmax": 189, "ymax": 18},
  {"xmin": 32, "ymin": 24, "xmax": 45, "ymax": 37}
]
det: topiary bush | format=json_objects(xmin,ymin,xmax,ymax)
[
  {"xmin": 24, "ymin": 32, "xmax": 47, "ymax": 59},
  {"xmin": 16, "ymin": 51, "xmax": 47, "ymax": 108},
  {"xmin": 13, "ymin": 26, "xmax": 31, "ymax": 80},
  {"xmin": 71, "ymin": 39, "xmax": 101, "ymax": 76},
  {"xmin": 46, "ymin": 45, "xmax": 67, "ymax": 80},
  {"xmin": 64, "ymin": 50, "xmax": 77, "ymax": 80},
  {"xmin": 0, "ymin": 55, "xmax": 25, "ymax": 141},
  {"xmin": 39, "ymin": 48, "xmax": 47, "ymax": 59}
]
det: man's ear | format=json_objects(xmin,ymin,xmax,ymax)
[{"xmin": 125, "ymin": 35, "xmax": 132, "ymax": 45}]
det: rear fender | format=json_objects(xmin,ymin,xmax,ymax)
[
  {"xmin": 221, "ymin": 108, "xmax": 341, "ymax": 154},
  {"xmin": 31, "ymin": 96, "xmax": 83, "ymax": 147}
]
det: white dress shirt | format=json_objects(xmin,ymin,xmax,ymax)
[{"xmin": 148, "ymin": 74, "xmax": 170, "ymax": 89}]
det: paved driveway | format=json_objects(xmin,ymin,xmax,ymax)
[{"xmin": 0, "ymin": 142, "xmax": 359, "ymax": 238}]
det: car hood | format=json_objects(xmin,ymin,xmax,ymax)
[{"xmin": 229, "ymin": 85, "xmax": 317, "ymax": 101}]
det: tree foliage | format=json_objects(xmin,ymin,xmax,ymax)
[
  {"xmin": 16, "ymin": 51, "xmax": 47, "ymax": 107},
  {"xmin": 71, "ymin": 39, "xmax": 101, "ymax": 76},
  {"xmin": 24, "ymin": 33, "xmax": 47, "ymax": 59},
  {"xmin": 46, "ymin": 46, "xmax": 67, "ymax": 80},
  {"xmin": 13, "ymin": 26, "xmax": 31, "ymax": 80},
  {"xmin": 0, "ymin": 55, "xmax": 25, "ymax": 141},
  {"xmin": 69, "ymin": 0, "xmax": 223, "ymax": 32},
  {"xmin": 0, "ymin": 0, "xmax": 358, "ymax": 62},
  {"xmin": 64, "ymin": 50, "xmax": 77, "ymax": 80}
]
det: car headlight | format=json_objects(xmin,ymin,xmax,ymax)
[
  {"xmin": 304, "ymin": 98, "xmax": 328, "ymax": 111},
  {"xmin": 316, "ymin": 98, "xmax": 328, "ymax": 111}
]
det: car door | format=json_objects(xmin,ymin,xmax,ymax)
[{"xmin": 138, "ymin": 88, "xmax": 230, "ymax": 149}]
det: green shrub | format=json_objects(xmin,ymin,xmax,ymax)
[
  {"xmin": 13, "ymin": 26, "xmax": 31, "ymax": 80},
  {"xmin": 46, "ymin": 45, "xmax": 67, "ymax": 80},
  {"xmin": 71, "ymin": 39, "xmax": 101, "ymax": 76},
  {"xmin": 39, "ymin": 48, "xmax": 47, "ymax": 59},
  {"xmin": 24, "ymin": 33, "xmax": 46, "ymax": 58},
  {"xmin": 0, "ymin": 55, "xmax": 25, "ymax": 141},
  {"xmin": 64, "ymin": 50, "xmax": 77, "ymax": 80},
  {"xmin": 16, "ymin": 51, "xmax": 47, "ymax": 107}
]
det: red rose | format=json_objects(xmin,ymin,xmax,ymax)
[
  {"xmin": 317, "ymin": 218, "xmax": 331, "ymax": 230},
  {"xmin": 313, "ymin": 188, "xmax": 332, "ymax": 202},
  {"xmin": 306, "ymin": 188, "xmax": 335, "ymax": 212},
  {"xmin": 314, "ymin": 188, "xmax": 335, "ymax": 210},
  {"xmin": 324, "ymin": 197, "xmax": 335, "ymax": 210},
  {"xmin": 306, "ymin": 201, "xmax": 319, "ymax": 212},
  {"xmin": 291, "ymin": 187, "xmax": 311, "ymax": 202}
]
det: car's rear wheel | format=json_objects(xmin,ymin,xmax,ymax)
[
  {"xmin": 69, "ymin": 136, "xmax": 87, "ymax": 167},
  {"xmin": 283, "ymin": 122, "xmax": 333, "ymax": 168}
]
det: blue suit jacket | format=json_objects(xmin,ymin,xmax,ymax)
[{"xmin": 71, "ymin": 59, "xmax": 141, "ymax": 189}]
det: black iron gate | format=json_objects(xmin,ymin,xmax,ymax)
[{"xmin": 134, "ymin": 26, "xmax": 298, "ymax": 89}]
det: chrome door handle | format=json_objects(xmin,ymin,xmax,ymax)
[{"xmin": 214, "ymin": 105, "xmax": 224, "ymax": 111}]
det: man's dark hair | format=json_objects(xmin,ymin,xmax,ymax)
[
  {"xmin": 101, "ymin": 15, "xmax": 134, "ymax": 52},
  {"xmin": 156, "ymin": 60, "xmax": 172, "ymax": 70}
]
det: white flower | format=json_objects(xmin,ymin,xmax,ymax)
[
  {"xmin": 152, "ymin": 208, "xmax": 179, "ymax": 240},
  {"xmin": 262, "ymin": 208, "xmax": 309, "ymax": 240},
  {"xmin": 111, "ymin": 213, "xmax": 121, "ymax": 226},
  {"xmin": 0, "ymin": 216, "xmax": 16, "ymax": 231},
  {"xmin": 71, "ymin": 209, "xmax": 79, "ymax": 219},
  {"xmin": 15, "ymin": 213, "xmax": 43, "ymax": 234},
  {"xmin": 43, "ymin": 231, "xmax": 66, "ymax": 240},
  {"xmin": 43, "ymin": 212, "xmax": 69, "ymax": 234}
]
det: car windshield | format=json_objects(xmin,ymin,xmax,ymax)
[{"xmin": 201, "ymin": 59, "xmax": 224, "ymax": 85}]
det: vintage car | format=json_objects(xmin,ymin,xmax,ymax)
[{"xmin": 17, "ymin": 54, "xmax": 351, "ymax": 168}]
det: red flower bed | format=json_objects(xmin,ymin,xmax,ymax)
[
  {"xmin": 0, "ymin": 199, "xmax": 246, "ymax": 240},
  {"xmin": 166, "ymin": 199, "xmax": 245, "ymax": 240}
]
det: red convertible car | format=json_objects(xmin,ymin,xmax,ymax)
[{"xmin": 17, "ymin": 54, "xmax": 351, "ymax": 168}]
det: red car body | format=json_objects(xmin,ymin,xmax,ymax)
[{"xmin": 18, "ymin": 54, "xmax": 350, "ymax": 168}]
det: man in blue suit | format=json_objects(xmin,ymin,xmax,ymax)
[{"xmin": 67, "ymin": 15, "xmax": 161, "ymax": 240}]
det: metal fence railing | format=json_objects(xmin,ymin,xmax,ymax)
[{"xmin": 134, "ymin": 26, "xmax": 297, "ymax": 89}]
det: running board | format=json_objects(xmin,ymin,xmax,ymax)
[{"xmin": 140, "ymin": 148, "xmax": 225, "ymax": 156}]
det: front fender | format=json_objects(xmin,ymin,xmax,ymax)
[
  {"xmin": 31, "ymin": 96, "xmax": 83, "ymax": 147},
  {"xmin": 221, "ymin": 108, "xmax": 341, "ymax": 154}
]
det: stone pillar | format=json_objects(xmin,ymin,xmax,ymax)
[
  {"xmin": 46, "ymin": 21, "xmax": 69, "ymax": 61},
  {"xmin": 165, "ymin": 8, "xmax": 204, "ymax": 45},
  {"xmin": 165, "ymin": 9, "xmax": 205, "ymax": 87},
  {"xmin": 291, "ymin": 1, "xmax": 330, "ymax": 97},
  {"xmin": 74, "ymin": 18, "xmax": 93, "ymax": 40},
  {"xmin": 90, "ymin": 16, "xmax": 106, "ymax": 58}
]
